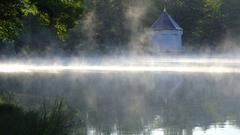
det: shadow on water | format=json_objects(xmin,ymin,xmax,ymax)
[{"xmin": 1, "ymin": 72, "xmax": 240, "ymax": 135}]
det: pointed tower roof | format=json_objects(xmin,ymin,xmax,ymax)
[{"xmin": 151, "ymin": 9, "xmax": 182, "ymax": 31}]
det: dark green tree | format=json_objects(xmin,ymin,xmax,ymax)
[
  {"xmin": 0, "ymin": 0, "xmax": 25, "ymax": 42},
  {"xmin": 0, "ymin": 0, "xmax": 84, "ymax": 42}
]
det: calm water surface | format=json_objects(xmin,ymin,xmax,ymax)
[{"xmin": 1, "ymin": 72, "xmax": 240, "ymax": 135}]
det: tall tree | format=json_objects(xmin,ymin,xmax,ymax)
[{"xmin": 0, "ymin": 0, "xmax": 25, "ymax": 42}]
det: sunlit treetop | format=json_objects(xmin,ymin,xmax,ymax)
[
  {"xmin": 0, "ymin": 0, "xmax": 84, "ymax": 42},
  {"xmin": 32, "ymin": 0, "xmax": 84, "ymax": 40}
]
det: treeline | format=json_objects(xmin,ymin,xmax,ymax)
[{"xmin": 0, "ymin": 0, "xmax": 240, "ymax": 56}]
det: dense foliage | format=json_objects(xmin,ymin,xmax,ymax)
[
  {"xmin": 0, "ymin": 0, "xmax": 83, "ymax": 41},
  {"xmin": 0, "ymin": 0, "xmax": 240, "ymax": 55}
]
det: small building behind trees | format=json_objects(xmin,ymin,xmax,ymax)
[{"xmin": 149, "ymin": 8, "xmax": 183, "ymax": 52}]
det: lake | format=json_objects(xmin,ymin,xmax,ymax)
[{"xmin": 1, "ymin": 71, "xmax": 240, "ymax": 135}]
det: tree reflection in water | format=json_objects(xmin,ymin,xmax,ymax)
[{"xmin": 0, "ymin": 73, "xmax": 240, "ymax": 135}]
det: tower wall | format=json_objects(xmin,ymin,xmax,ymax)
[{"xmin": 149, "ymin": 30, "xmax": 183, "ymax": 51}]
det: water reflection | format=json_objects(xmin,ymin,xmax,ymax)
[{"xmin": 1, "ymin": 73, "xmax": 240, "ymax": 135}]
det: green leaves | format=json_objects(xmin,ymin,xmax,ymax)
[
  {"xmin": 0, "ymin": 0, "xmax": 23, "ymax": 42},
  {"xmin": 32, "ymin": 0, "xmax": 84, "ymax": 39},
  {"xmin": 55, "ymin": 22, "xmax": 68, "ymax": 40},
  {"xmin": 21, "ymin": 0, "xmax": 39, "ymax": 16},
  {"xmin": 0, "ymin": 20, "xmax": 23, "ymax": 42},
  {"xmin": 0, "ymin": 0, "xmax": 84, "ymax": 42},
  {"xmin": 204, "ymin": 0, "xmax": 223, "ymax": 11}
]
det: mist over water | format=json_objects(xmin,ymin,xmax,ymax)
[
  {"xmin": 1, "ymin": 0, "xmax": 240, "ymax": 134},
  {"xmin": 0, "ymin": 1, "xmax": 239, "ymax": 135},
  {"xmin": 1, "ymin": 54, "xmax": 240, "ymax": 135},
  {"xmin": 1, "ymin": 55, "xmax": 240, "ymax": 74}
]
